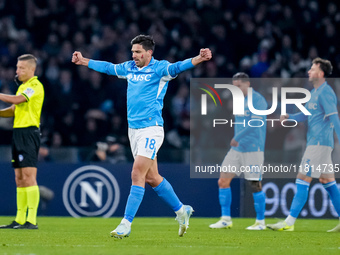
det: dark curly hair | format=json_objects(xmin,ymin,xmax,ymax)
[{"xmin": 131, "ymin": 35, "xmax": 155, "ymax": 52}]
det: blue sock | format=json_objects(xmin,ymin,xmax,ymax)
[
  {"xmin": 323, "ymin": 181, "xmax": 340, "ymax": 217},
  {"xmin": 124, "ymin": 185, "xmax": 145, "ymax": 223},
  {"xmin": 219, "ymin": 188, "xmax": 231, "ymax": 217},
  {"xmin": 290, "ymin": 179, "xmax": 310, "ymax": 218},
  {"xmin": 253, "ymin": 191, "xmax": 265, "ymax": 221},
  {"xmin": 153, "ymin": 178, "xmax": 183, "ymax": 212}
]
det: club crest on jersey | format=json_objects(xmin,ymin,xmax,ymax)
[{"xmin": 308, "ymin": 102, "xmax": 317, "ymax": 110}]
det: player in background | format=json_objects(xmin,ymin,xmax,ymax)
[
  {"xmin": 0, "ymin": 54, "xmax": 44, "ymax": 229},
  {"xmin": 267, "ymin": 58, "xmax": 340, "ymax": 232},
  {"xmin": 72, "ymin": 35, "xmax": 212, "ymax": 238},
  {"xmin": 209, "ymin": 72, "xmax": 267, "ymax": 230}
]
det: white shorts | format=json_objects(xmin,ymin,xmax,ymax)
[
  {"xmin": 221, "ymin": 149, "xmax": 264, "ymax": 180},
  {"xmin": 128, "ymin": 126, "xmax": 164, "ymax": 160},
  {"xmin": 299, "ymin": 145, "xmax": 334, "ymax": 178}
]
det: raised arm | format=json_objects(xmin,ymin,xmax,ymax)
[
  {"xmin": 72, "ymin": 51, "xmax": 118, "ymax": 76},
  {"xmin": 72, "ymin": 51, "xmax": 90, "ymax": 66},
  {"xmin": 167, "ymin": 48, "xmax": 212, "ymax": 77},
  {"xmin": 191, "ymin": 48, "xmax": 212, "ymax": 66}
]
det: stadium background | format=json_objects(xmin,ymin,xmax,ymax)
[{"xmin": 0, "ymin": 0, "xmax": 339, "ymax": 219}]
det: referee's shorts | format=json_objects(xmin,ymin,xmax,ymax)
[{"xmin": 12, "ymin": 126, "xmax": 40, "ymax": 168}]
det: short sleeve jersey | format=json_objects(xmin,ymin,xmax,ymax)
[
  {"xmin": 306, "ymin": 82, "xmax": 338, "ymax": 147},
  {"xmin": 14, "ymin": 76, "xmax": 44, "ymax": 128},
  {"xmin": 233, "ymin": 90, "xmax": 268, "ymax": 152}
]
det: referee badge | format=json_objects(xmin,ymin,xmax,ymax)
[{"xmin": 23, "ymin": 87, "xmax": 35, "ymax": 97}]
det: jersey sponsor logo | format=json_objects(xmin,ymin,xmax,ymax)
[
  {"xmin": 62, "ymin": 165, "xmax": 120, "ymax": 217},
  {"xmin": 23, "ymin": 87, "xmax": 35, "ymax": 97},
  {"xmin": 129, "ymin": 74, "xmax": 152, "ymax": 81}
]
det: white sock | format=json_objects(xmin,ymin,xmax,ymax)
[
  {"xmin": 221, "ymin": 216, "xmax": 231, "ymax": 222},
  {"xmin": 256, "ymin": 219, "xmax": 265, "ymax": 225},
  {"xmin": 285, "ymin": 215, "xmax": 296, "ymax": 226},
  {"xmin": 121, "ymin": 218, "xmax": 132, "ymax": 227},
  {"xmin": 175, "ymin": 205, "xmax": 184, "ymax": 215}
]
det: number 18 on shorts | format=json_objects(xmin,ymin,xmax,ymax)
[{"xmin": 128, "ymin": 126, "xmax": 164, "ymax": 160}]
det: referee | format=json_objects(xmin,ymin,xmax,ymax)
[{"xmin": 0, "ymin": 54, "xmax": 44, "ymax": 229}]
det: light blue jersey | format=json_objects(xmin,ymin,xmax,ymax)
[
  {"xmin": 306, "ymin": 82, "xmax": 338, "ymax": 147},
  {"xmin": 88, "ymin": 57, "xmax": 194, "ymax": 128},
  {"xmin": 233, "ymin": 90, "xmax": 267, "ymax": 152}
]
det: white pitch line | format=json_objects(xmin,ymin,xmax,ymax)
[{"xmin": 3, "ymin": 244, "xmax": 105, "ymax": 248}]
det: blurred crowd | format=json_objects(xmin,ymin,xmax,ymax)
[{"xmin": 0, "ymin": 0, "xmax": 340, "ymax": 162}]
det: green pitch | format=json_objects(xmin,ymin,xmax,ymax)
[{"xmin": 0, "ymin": 216, "xmax": 339, "ymax": 255}]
